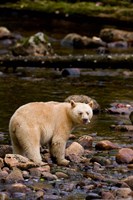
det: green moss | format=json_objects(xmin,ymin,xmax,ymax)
[{"xmin": 0, "ymin": 0, "xmax": 133, "ymax": 21}]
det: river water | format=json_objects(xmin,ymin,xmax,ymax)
[{"xmin": 0, "ymin": 68, "xmax": 133, "ymax": 148}]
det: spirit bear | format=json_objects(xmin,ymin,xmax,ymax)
[{"xmin": 9, "ymin": 100, "xmax": 93, "ymax": 166}]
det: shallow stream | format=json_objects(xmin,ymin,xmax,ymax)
[{"xmin": 0, "ymin": 68, "xmax": 133, "ymax": 148}]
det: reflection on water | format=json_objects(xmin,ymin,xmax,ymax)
[{"xmin": 0, "ymin": 68, "xmax": 133, "ymax": 146}]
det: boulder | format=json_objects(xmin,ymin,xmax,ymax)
[
  {"xmin": 65, "ymin": 95, "xmax": 100, "ymax": 113},
  {"xmin": 65, "ymin": 142, "xmax": 84, "ymax": 163},
  {"xmin": 4, "ymin": 154, "xmax": 39, "ymax": 169},
  {"xmin": 0, "ymin": 145, "xmax": 12, "ymax": 158},
  {"xmin": 95, "ymin": 140, "xmax": 119, "ymax": 150},
  {"xmin": 116, "ymin": 148, "xmax": 133, "ymax": 164},
  {"xmin": 100, "ymin": 28, "xmax": 133, "ymax": 43},
  {"xmin": 5, "ymin": 167, "xmax": 24, "ymax": 183},
  {"xmin": 78, "ymin": 135, "xmax": 93, "ymax": 149},
  {"xmin": 113, "ymin": 188, "xmax": 132, "ymax": 200},
  {"xmin": 12, "ymin": 32, "xmax": 54, "ymax": 56},
  {"xmin": 122, "ymin": 175, "xmax": 133, "ymax": 190},
  {"xmin": 6, "ymin": 182, "xmax": 28, "ymax": 193},
  {"xmin": 61, "ymin": 33, "xmax": 106, "ymax": 48},
  {"xmin": 0, "ymin": 27, "xmax": 11, "ymax": 38}
]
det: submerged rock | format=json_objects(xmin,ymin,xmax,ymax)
[
  {"xmin": 100, "ymin": 28, "xmax": 133, "ymax": 43},
  {"xmin": 12, "ymin": 32, "xmax": 54, "ymax": 56},
  {"xmin": 61, "ymin": 68, "xmax": 80, "ymax": 77},
  {"xmin": 110, "ymin": 124, "xmax": 133, "ymax": 132},
  {"xmin": 61, "ymin": 33, "xmax": 106, "ymax": 48}
]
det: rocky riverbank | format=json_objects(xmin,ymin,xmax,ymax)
[{"xmin": 0, "ymin": 135, "xmax": 133, "ymax": 200}]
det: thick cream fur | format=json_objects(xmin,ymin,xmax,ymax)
[{"xmin": 9, "ymin": 101, "xmax": 93, "ymax": 166}]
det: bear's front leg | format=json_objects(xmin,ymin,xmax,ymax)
[{"xmin": 50, "ymin": 138, "xmax": 69, "ymax": 166}]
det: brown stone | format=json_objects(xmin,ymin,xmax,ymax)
[
  {"xmin": 7, "ymin": 183, "xmax": 28, "ymax": 193},
  {"xmin": 29, "ymin": 168, "xmax": 41, "ymax": 177},
  {"xmin": 116, "ymin": 148, "xmax": 133, "ymax": 164},
  {"xmin": 5, "ymin": 167, "xmax": 24, "ymax": 183},
  {"xmin": 100, "ymin": 28, "xmax": 133, "ymax": 43},
  {"xmin": 123, "ymin": 176, "xmax": 133, "ymax": 190},
  {"xmin": 111, "ymin": 124, "xmax": 133, "ymax": 132},
  {"xmin": 101, "ymin": 191, "xmax": 115, "ymax": 200},
  {"xmin": 95, "ymin": 140, "xmax": 119, "ymax": 150},
  {"xmin": 41, "ymin": 171, "xmax": 57, "ymax": 181},
  {"xmin": 78, "ymin": 135, "xmax": 93, "ymax": 149},
  {"xmin": 113, "ymin": 188, "xmax": 132, "ymax": 199},
  {"xmin": 4, "ymin": 154, "xmax": 39, "ymax": 169},
  {"xmin": 0, "ymin": 170, "xmax": 9, "ymax": 181},
  {"xmin": 0, "ymin": 145, "xmax": 12, "ymax": 158},
  {"xmin": 66, "ymin": 142, "xmax": 84, "ymax": 156},
  {"xmin": 0, "ymin": 27, "xmax": 11, "ymax": 38},
  {"xmin": 0, "ymin": 158, "xmax": 4, "ymax": 169},
  {"xmin": 55, "ymin": 171, "xmax": 68, "ymax": 179}
]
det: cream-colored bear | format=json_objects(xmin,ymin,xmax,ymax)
[{"xmin": 9, "ymin": 100, "xmax": 93, "ymax": 166}]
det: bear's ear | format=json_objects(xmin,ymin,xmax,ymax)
[
  {"xmin": 70, "ymin": 100, "xmax": 76, "ymax": 108},
  {"xmin": 89, "ymin": 100, "xmax": 93, "ymax": 108}
]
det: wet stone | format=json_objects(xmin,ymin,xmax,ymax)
[
  {"xmin": 4, "ymin": 154, "xmax": 38, "ymax": 169},
  {"xmin": 6, "ymin": 183, "xmax": 28, "ymax": 193},
  {"xmin": 90, "ymin": 156, "xmax": 111, "ymax": 166},
  {"xmin": 95, "ymin": 140, "xmax": 119, "ymax": 150},
  {"xmin": 5, "ymin": 167, "xmax": 24, "ymax": 184},
  {"xmin": 101, "ymin": 191, "xmax": 115, "ymax": 200},
  {"xmin": 122, "ymin": 175, "xmax": 133, "ymax": 190},
  {"xmin": 0, "ymin": 158, "xmax": 4, "ymax": 169},
  {"xmin": 66, "ymin": 142, "xmax": 84, "ymax": 157},
  {"xmin": 0, "ymin": 145, "xmax": 12, "ymax": 158},
  {"xmin": 78, "ymin": 135, "xmax": 93, "ymax": 149},
  {"xmin": 113, "ymin": 187, "xmax": 132, "ymax": 199},
  {"xmin": 55, "ymin": 171, "xmax": 69, "ymax": 179},
  {"xmin": 41, "ymin": 171, "xmax": 57, "ymax": 181},
  {"xmin": 86, "ymin": 192, "xmax": 101, "ymax": 199},
  {"xmin": 116, "ymin": 148, "xmax": 133, "ymax": 164}
]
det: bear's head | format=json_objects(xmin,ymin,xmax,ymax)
[{"xmin": 70, "ymin": 100, "xmax": 93, "ymax": 125}]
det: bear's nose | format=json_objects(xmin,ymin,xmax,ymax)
[{"xmin": 83, "ymin": 118, "xmax": 89, "ymax": 124}]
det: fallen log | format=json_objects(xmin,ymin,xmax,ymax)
[{"xmin": 0, "ymin": 54, "xmax": 133, "ymax": 70}]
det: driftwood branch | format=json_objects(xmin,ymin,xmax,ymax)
[{"xmin": 0, "ymin": 54, "xmax": 133, "ymax": 69}]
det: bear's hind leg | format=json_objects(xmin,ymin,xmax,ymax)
[
  {"xmin": 10, "ymin": 133, "xmax": 25, "ymax": 156},
  {"xmin": 12, "ymin": 140, "xmax": 25, "ymax": 156}
]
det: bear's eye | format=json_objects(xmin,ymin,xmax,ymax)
[
  {"xmin": 86, "ymin": 112, "xmax": 89, "ymax": 115},
  {"xmin": 79, "ymin": 112, "xmax": 83, "ymax": 116}
]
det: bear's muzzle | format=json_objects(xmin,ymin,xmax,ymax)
[{"xmin": 82, "ymin": 118, "xmax": 89, "ymax": 124}]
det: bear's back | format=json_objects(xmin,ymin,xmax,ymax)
[{"xmin": 10, "ymin": 101, "xmax": 70, "ymax": 124}]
